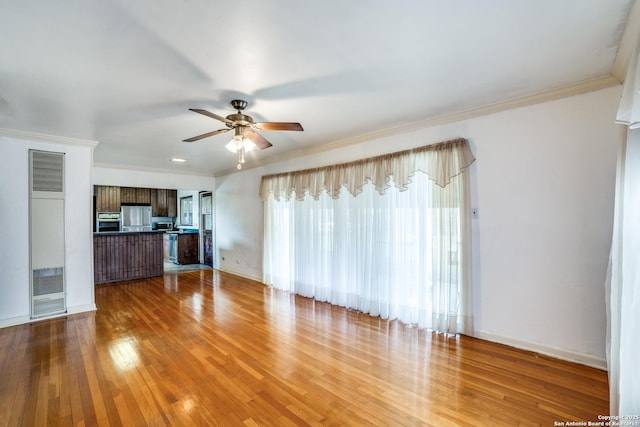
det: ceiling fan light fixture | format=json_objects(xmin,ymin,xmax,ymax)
[
  {"xmin": 225, "ymin": 135, "xmax": 242, "ymax": 153},
  {"xmin": 225, "ymin": 133, "xmax": 256, "ymax": 153},
  {"xmin": 243, "ymin": 138, "xmax": 256, "ymax": 152},
  {"xmin": 224, "ymin": 130, "xmax": 256, "ymax": 170}
]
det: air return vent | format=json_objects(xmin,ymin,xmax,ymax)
[
  {"xmin": 31, "ymin": 151, "xmax": 64, "ymax": 193},
  {"xmin": 32, "ymin": 268, "xmax": 65, "ymax": 317},
  {"xmin": 33, "ymin": 267, "xmax": 64, "ymax": 296},
  {"xmin": 30, "ymin": 150, "xmax": 66, "ymax": 319}
]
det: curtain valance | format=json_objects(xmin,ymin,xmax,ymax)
[{"xmin": 259, "ymin": 137, "xmax": 475, "ymax": 201}]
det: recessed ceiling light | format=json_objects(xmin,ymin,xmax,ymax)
[{"xmin": 171, "ymin": 158, "xmax": 186, "ymax": 163}]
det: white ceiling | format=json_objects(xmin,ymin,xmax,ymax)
[{"xmin": 0, "ymin": 0, "xmax": 634, "ymax": 176}]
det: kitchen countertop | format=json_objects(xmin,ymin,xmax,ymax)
[
  {"xmin": 94, "ymin": 229, "xmax": 199, "ymax": 236},
  {"xmin": 93, "ymin": 230, "xmax": 167, "ymax": 236}
]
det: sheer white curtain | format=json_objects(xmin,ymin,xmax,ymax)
[
  {"xmin": 606, "ymin": 34, "xmax": 640, "ymax": 416},
  {"xmin": 262, "ymin": 139, "xmax": 474, "ymax": 334}
]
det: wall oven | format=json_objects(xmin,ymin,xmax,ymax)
[{"xmin": 96, "ymin": 212, "xmax": 121, "ymax": 233}]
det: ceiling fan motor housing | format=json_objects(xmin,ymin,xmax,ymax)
[
  {"xmin": 225, "ymin": 113, "xmax": 254, "ymax": 127},
  {"xmin": 226, "ymin": 100, "xmax": 253, "ymax": 127}
]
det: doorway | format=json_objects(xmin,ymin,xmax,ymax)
[{"xmin": 199, "ymin": 192, "xmax": 213, "ymax": 266}]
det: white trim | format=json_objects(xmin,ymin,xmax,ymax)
[
  {"xmin": 67, "ymin": 304, "xmax": 97, "ymax": 315},
  {"xmin": 0, "ymin": 128, "xmax": 99, "ymax": 147},
  {"xmin": 475, "ymin": 330, "xmax": 607, "ymax": 370},
  {"xmin": 216, "ymin": 75, "xmax": 620, "ymax": 177},
  {"xmin": 0, "ymin": 315, "xmax": 31, "ymax": 329},
  {"xmin": 216, "ymin": 267, "xmax": 262, "ymax": 283}
]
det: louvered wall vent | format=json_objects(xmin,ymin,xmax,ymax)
[
  {"xmin": 31, "ymin": 151, "xmax": 64, "ymax": 192},
  {"xmin": 30, "ymin": 150, "xmax": 66, "ymax": 319}
]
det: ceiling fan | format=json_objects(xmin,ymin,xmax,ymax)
[{"xmin": 183, "ymin": 99, "xmax": 303, "ymax": 169}]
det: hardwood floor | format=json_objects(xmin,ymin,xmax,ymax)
[{"xmin": 0, "ymin": 270, "xmax": 609, "ymax": 426}]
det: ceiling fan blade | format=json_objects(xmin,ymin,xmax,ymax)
[
  {"xmin": 244, "ymin": 131, "xmax": 273, "ymax": 149},
  {"xmin": 183, "ymin": 128, "xmax": 230, "ymax": 142},
  {"xmin": 189, "ymin": 108, "xmax": 234, "ymax": 125},
  {"xmin": 254, "ymin": 122, "xmax": 303, "ymax": 131}
]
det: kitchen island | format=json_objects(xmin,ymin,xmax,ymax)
[{"xmin": 93, "ymin": 231, "xmax": 164, "ymax": 284}]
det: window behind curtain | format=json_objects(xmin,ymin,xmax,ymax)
[{"xmin": 263, "ymin": 170, "xmax": 472, "ymax": 333}]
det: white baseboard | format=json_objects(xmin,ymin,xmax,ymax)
[
  {"xmin": 474, "ymin": 330, "xmax": 607, "ymax": 370},
  {"xmin": 216, "ymin": 267, "xmax": 262, "ymax": 283},
  {"xmin": 67, "ymin": 304, "xmax": 97, "ymax": 315},
  {"xmin": 0, "ymin": 304, "xmax": 96, "ymax": 329},
  {"xmin": 0, "ymin": 315, "xmax": 31, "ymax": 329}
]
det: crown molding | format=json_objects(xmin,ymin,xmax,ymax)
[
  {"xmin": 216, "ymin": 75, "xmax": 620, "ymax": 177},
  {"xmin": 0, "ymin": 127, "xmax": 99, "ymax": 147}
]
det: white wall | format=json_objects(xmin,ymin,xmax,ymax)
[
  {"xmin": 215, "ymin": 167, "xmax": 264, "ymax": 279},
  {"xmin": 93, "ymin": 166, "xmax": 215, "ymax": 191},
  {"xmin": 469, "ymin": 88, "xmax": 621, "ymax": 368},
  {"xmin": 0, "ymin": 132, "xmax": 97, "ymax": 327},
  {"xmin": 215, "ymin": 86, "xmax": 623, "ymax": 367}
]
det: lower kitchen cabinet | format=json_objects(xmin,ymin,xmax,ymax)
[{"xmin": 178, "ymin": 233, "xmax": 199, "ymax": 265}]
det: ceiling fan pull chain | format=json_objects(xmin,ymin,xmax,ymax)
[{"xmin": 237, "ymin": 146, "xmax": 245, "ymax": 169}]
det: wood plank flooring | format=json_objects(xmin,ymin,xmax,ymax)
[{"xmin": 0, "ymin": 270, "xmax": 609, "ymax": 426}]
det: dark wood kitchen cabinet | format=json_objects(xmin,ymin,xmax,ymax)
[
  {"xmin": 166, "ymin": 189, "xmax": 177, "ymax": 217},
  {"xmin": 151, "ymin": 189, "xmax": 164, "ymax": 216},
  {"xmin": 151, "ymin": 189, "xmax": 178, "ymax": 217},
  {"xmin": 95, "ymin": 186, "xmax": 120, "ymax": 212},
  {"xmin": 119, "ymin": 187, "xmax": 135, "ymax": 204},
  {"xmin": 120, "ymin": 187, "xmax": 150, "ymax": 205},
  {"xmin": 177, "ymin": 233, "xmax": 199, "ymax": 265},
  {"xmin": 95, "ymin": 186, "xmax": 176, "ymax": 215}
]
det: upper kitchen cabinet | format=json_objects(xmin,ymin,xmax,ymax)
[
  {"xmin": 95, "ymin": 186, "xmax": 120, "ymax": 213},
  {"xmin": 151, "ymin": 189, "xmax": 163, "ymax": 216},
  {"xmin": 121, "ymin": 187, "xmax": 150, "ymax": 204},
  {"xmin": 151, "ymin": 189, "xmax": 177, "ymax": 217},
  {"xmin": 166, "ymin": 189, "xmax": 177, "ymax": 217},
  {"xmin": 95, "ymin": 186, "xmax": 177, "ymax": 216}
]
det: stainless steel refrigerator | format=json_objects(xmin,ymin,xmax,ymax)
[{"xmin": 120, "ymin": 205, "xmax": 152, "ymax": 232}]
